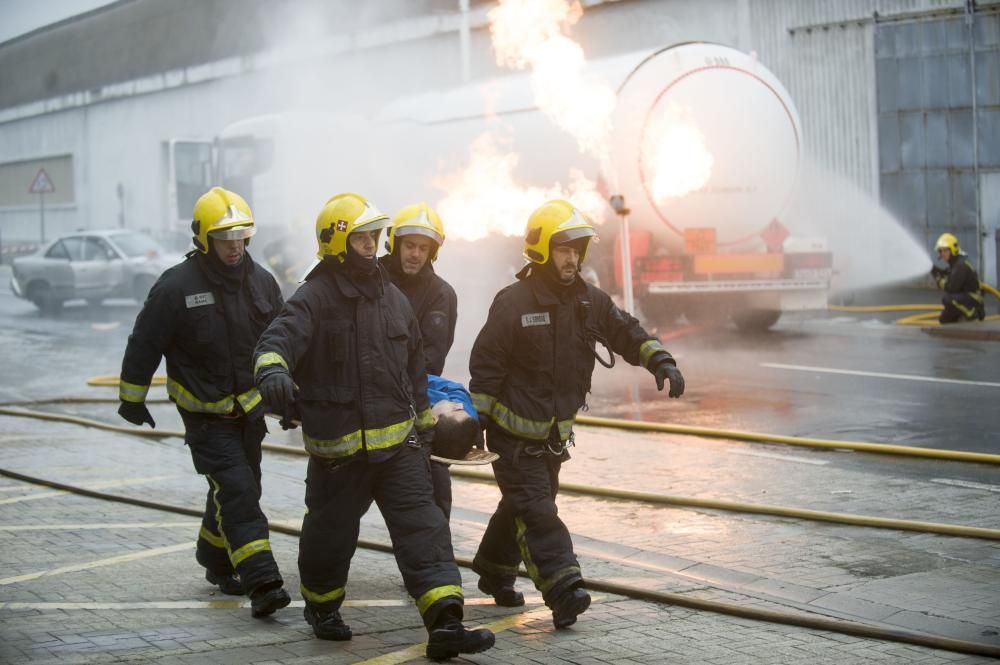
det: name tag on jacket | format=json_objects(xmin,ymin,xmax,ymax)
[
  {"xmin": 521, "ymin": 312, "xmax": 550, "ymax": 327},
  {"xmin": 185, "ymin": 292, "xmax": 215, "ymax": 308}
]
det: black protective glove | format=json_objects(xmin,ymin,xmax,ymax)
[
  {"xmin": 118, "ymin": 401, "xmax": 155, "ymax": 428},
  {"xmin": 259, "ymin": 371, "xmax": 295, "ymax": 416},
  {"xmin": 653, "ymin": 363, "xmax": 685, "ymax": 398}
]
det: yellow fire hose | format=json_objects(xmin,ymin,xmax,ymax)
[
  {"xmin": 36, "ymin": 387, "xmax": 1000, "ymax": 467},
  {"xmin": 1, "ymin": 466, "xmax": 997, "ymax": 659},
  {"xmin": 1, "ymin": 405, "xmax": 998, "ymax": 542},
  {"xmin": 830, "ymin": 281, "xmax": 1000, "ymax": 326},
  {"xmin": 87, "ymin": 375, "xmax": 167, "ymax": 387},
  {"xmin": 574, "ymin": 414, "xmax": 1000, "ymax": 465}
]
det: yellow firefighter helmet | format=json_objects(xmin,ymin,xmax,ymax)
[
  {"xmin": 935, "ymin": 232, "xmax": 960, "ymax": 255},
  {"xmin": 315, "ymin": 193, "xmax": 391, "ymax": 261},
  {"xmin": 523, "ymin": 199, "xmax": 597, "ymax": 265},
  {"xmin": 386, "ymin": 202, "xmax": 446, "ymax": 261},
  {"xmin": 191, "ymin": 187, "xmax": 256, "ymax": 253}
]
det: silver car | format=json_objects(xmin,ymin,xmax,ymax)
[{"xmin": 10, "ymin": 230, "xmax": 181, "ymax": 313}]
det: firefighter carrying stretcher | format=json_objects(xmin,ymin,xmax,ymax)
[
  {"xmin": 470, "ymin": 199, "xmax": 685, "ymax": 627},
  {"xmin": 251, "ymin": 193, "xmax": 494, "ymax": 661}
]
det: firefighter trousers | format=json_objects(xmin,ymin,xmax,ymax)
[
  {"xmin": 940, "ymin": 292, "xmax": 985, "ymax": 323},
  {"xmin": 298, "ymin": 439, "xmax": 464, "ymax": 629},
  {"xmin": 181, "ymin": 410, "xmax": 282, "ymax": 594},
  {"xmin": 472, "ymin": 428, "xmax": 582, "ymax": 606},
  {"xmin": 430, "ymin": 459, "xmax": 453, "ymax": 519}
]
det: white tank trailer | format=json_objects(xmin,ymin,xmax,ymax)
[{"xmin": 193, "ymin": 43, "xmax": 832, "ymax": 330}]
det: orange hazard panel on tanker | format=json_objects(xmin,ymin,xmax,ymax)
[
  {"xmin": 693, "ymin": 254, "xmax": 784, "ymax": 274},
  {"xmin": 684, "ymin": 228, "xmax": 716, "ymax": 255}
]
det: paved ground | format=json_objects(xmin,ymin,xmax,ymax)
[
  {"xmin": 1, "ymin": 399, "xmax": 997, "ymax": 664},
  {"xmin": 2, "ymin": 267, "xmax": 999, "ymax": 663}
]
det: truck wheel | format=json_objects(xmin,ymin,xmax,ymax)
[
  {"xmin": 682, "ymin": 302, "xmax": 731, "ymax": 328},
  {"xmin": 732, "ymin": 308, "xmax": 781, "ymax": 332},
  {"xmin": 133, "ymin": 275, "xmax": 156, "ymax": 303},
  {"xmin": 639, "ymin": 295, "xmax": 681, "ymax": 326},
  {"xmin": 28, "ymin": 282, "xmax": 63, "ymax": 315}
]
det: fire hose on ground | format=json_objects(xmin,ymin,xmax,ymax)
[
  {"xmin": 829, "ymin": 282, "xmax": 1000, "ymax": 326},
  {"xmin": 1, "ymin": 402, "xmax": 999, "ymax": 542},
  {"xmin": 0, "ymin": 465, "xmax": 997, "ymax": 659}
]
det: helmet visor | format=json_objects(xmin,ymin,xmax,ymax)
[
  {"xmin": 395, "ymin": 224, "xmax": 444, "ymax": 246},
  {"xmin": 209, "ymin": 224, "xmax": 256, "ymax": 241},
  {"xmin": 353, "ymin": 201, "xmax": 391, "ymax": 233},
  {"xmin": 551, "ymin": 226, "xmax": 596, "ymax": 246}
]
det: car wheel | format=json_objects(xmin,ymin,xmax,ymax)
[
  {"xmin": 28, "ymin": 282, "xmax": 63, "ymax": 315},
  {"xmin": 133, "ymin": 275, "xmax": 156, "ymax": 303}
]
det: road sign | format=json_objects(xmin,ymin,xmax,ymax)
[{"xmin": 29, "ymin": 168, "xmax": 55, "ymax": 194}]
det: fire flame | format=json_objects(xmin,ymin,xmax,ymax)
[
  {"xmin": 642, "ymin": 105, "xmax": 715, "ymax": 202},
  {"xmin": 434, "ymin": 132, "xmax": 605, "ymax": 242},
  {"xmin": 488, "ymin": 0, "xmax": 615, "ymax": 159}
]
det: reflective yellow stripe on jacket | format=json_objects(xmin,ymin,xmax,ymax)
[
  {"xmin": 166, "ymin": 378, "xmax": 261, "ymax": 416},
  {"xmin": 472, "ymin": 392, "xmax": 574, "ymax": 442},
  {"xmin": 415, "ymin": 407, "xmax": 436, "ymax": 432},
  {"xmin": 254, "ymin": 351, "xmax": 288, "ymax": 377},
  {"xmin": 303, "ymin": 417, "xmax": 415, "ymax": 459},
  {"xmin": 119, "ymin": 380, "xmax": 150, "ymax": 403},
  {"xmin": 638, "ymin": 339, "xmax": 667, "ymax": 369}
]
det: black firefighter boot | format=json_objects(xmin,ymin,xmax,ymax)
[
  {"xmin": 478, "ymin": 576, "xmax": 525, "ymax": 607},
  {"xmin": 205, "ymin": 569, "xmax": 243, "ymax": 596},
  {"xmin": 426, "ymin": 608, "xmax": 495, "ymax": 661},
  {"xmin": 551, "ymin": 587, "xmax": 591, "ymax": 629},
  {"xmin": 250, "ymin": 581, "xmax": 291, "ymax": 618},
  {"xmin": 303, "ymin": 605, "xmax": 353, "ymax": 641}
]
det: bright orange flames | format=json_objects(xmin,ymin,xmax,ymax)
[
  {"xmin": 642, "ymin": 105, "xmax": 715, "ymax": 202},
  {"xmin": 434, "ymin": 0, "xmax": 614, "ymax": 241},
  {"xmin": 433, "ymin": 132, "xmax": 605, "ymax": 242},
  {"xmin": 488, "ymin": 0, "xmax": 615, "ymax": 159}
]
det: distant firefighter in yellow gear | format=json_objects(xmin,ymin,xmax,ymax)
[{"xmin": 930, "ymin": 233, "xmax": 985, "ymax": 324}]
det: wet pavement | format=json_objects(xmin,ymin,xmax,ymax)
[{"xmin": 1, "ymin": 264, "xmax": 999, "ymax": 663}]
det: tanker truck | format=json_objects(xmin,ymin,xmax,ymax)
[{"xmin": 165, "ymin": 43, "xmax": 832, "ymax": 328}]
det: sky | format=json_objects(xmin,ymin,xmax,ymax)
[{"xmin": 0, "ymin": 0, "xmax": 117, "ymax": 44}]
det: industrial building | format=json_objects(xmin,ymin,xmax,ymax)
[{"xmin": 0, "ymin": 0, "xmax": 997, "ymax": 283}]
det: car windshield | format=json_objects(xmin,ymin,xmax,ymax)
[{"xmin": 110, "ymin": 231, "xmax": 163, "ymax": 258}]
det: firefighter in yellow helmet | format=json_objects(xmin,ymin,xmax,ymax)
[
  {"xmin": 930, "ymin": 232, "xmax": 985, "ymax": 323},
  {"xmin": 118, "ymin": 186, "xmax": 290, "ymax": 617},
  {"xmin": 381, "ymin": 203, "xmax": 456, "ymax": 376},
  {"xmin": 469, "ymin": 199, "xmax": 684, "ymax": 626},
  {"xmin": 379, "ymin": 203, "xmax": 461, "ymax": 519},
  {"xmin": 252, "ymin": 193, "xmax": 495, "ymax": 659}
]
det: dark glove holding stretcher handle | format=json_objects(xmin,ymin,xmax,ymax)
[{"xmin": 258, "ymin": 371, "xmax": 299, "ymax": 429}]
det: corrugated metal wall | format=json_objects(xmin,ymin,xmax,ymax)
[
  {"xmin": 876, "ymin": 8, "xmax": 1000, "ymax": 270},
  {"xmin": 747, "ymin": 0, "xmax": 970, "ymax": 200}
]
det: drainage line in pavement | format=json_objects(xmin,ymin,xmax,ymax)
[
  {"xmin": 2, "ymin": 406, "xmax": 998, "ymax": 542},
  {"xmin": 7, "ymin": 396, "xmax": 1000, "ymax": 466},
  {"xmin": 1, "ymin": 466, "xmax": 998, "ymax": 660}
]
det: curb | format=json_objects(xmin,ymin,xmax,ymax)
[{"xmin": 922, "ymin": 324, "xmax": 1000, "ymax": 342}]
